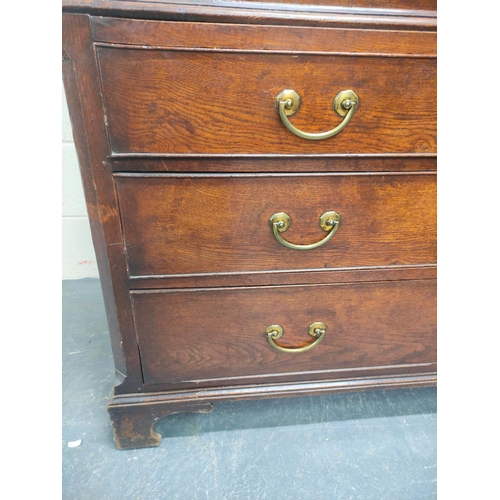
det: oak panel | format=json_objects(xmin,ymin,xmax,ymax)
[
  {"xmin": 115, "ymin": 173, "xmax": 436, "ymax": 277},
  {"xmin": 110, "ymin": 156, "xmax": 437, "ymax": 172},
  {"xmin": 97, "ymin": 48, "xmax": 436, "ymax": 155},
  {"xmin": 132, "ymin": 280, "xmax": 437, "ymax": 386},
  {"xmin": 92, "ymin": 18, "xmax": 436, "ymax": 56}
]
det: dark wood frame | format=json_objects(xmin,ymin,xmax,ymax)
[{"xmin": 62, "ymin": 3, "xmax": 436, "ymax": 449}]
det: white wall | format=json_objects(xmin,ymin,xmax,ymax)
[{"xmin": 62, "ymin": 86, "xmax": 99, "ymax": 279}]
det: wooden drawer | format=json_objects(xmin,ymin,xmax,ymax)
[
  {"xmin": 131, "ymin": 279, "xmax": 436, "ymax": 387},
  {"xmin": 115, "ymin": 172, "xmax": 436, "ymax": 277},
  {"xmin": 97, "ymin": 46, "xmax": 436, "ymax": 155}
]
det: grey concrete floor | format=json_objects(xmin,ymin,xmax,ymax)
[{"xmin": 62, "ymin": 278, "xmax": 437, "ymax": 500}]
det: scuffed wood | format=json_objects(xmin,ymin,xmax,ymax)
[
  {"xmin": 108, "ymin": 400, "xmax": 214, "ymax": 449},
  {"xmin": 62, "ymin": 13, "xmax": 144, "ymax": 394},
  {"xmin": 62, "ymin": 0, "xmax": 437, "ymax": 31},
  {"xmin": 92, "ymin": 17, "xmax": 437, "ymax": 56}
]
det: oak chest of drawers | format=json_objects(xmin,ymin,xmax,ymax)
[{"xmin": 62, "ymin": 0, "xmax": 437, "ymax": 449}]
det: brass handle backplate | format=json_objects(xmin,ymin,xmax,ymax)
[
  {"xmin": 275, "ymin": 89, "xmax": 359, "ymax": 140},
  {"xmin": 269, "ymin": 211, "xmax": 340, "ymax": 250},
  {"xmin": 265, "ymin": 322, "xmax": 327, "ymax": 353}
]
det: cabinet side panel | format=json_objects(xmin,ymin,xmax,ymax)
[{"xmin": 62, "ymin": 13, "xmax": 143, "ymax": 394}]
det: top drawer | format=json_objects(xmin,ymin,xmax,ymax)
[{"xmin": 95, "ymin": 25, "xmax": 436, "ymax": 156}]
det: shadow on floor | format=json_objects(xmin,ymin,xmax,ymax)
[{"xmin": 156, "ymin": 387, "xmax": 437, "ymax": 439}]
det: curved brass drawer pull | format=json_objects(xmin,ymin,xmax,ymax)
[
  {"xmin": 275, "ymin": 89, "xmax": 359, "ymax": 140},
  {"xmin": 269, "ymin": 211, "xmax": 340, "ymax": 250},
  {"xmin": 265, "ymin": 322, "xmax": 326, "ymax": 353}
]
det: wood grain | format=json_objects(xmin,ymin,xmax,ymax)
[
  {"xmin": 108, "ymin": 400, "xmax": 214, "ymax": 449},
  {"xmin": 108, "ymin": 371, "xmax": 435, "ymax": 448},
  {"xmin": 63, "ymin": 1, "xmax": 437, "ymax": 31},
  {"xmin": 97, "ymin": 47, "xmax": 436, "ymax": 155},
  {"xmin": 92, "ymin": 18, "xmax": 436, "ymax": 56},
  {"xmin": 112, "ymin": 373, "xmax": 437, "ymax": 407},
  {"xmin": 63, "ymin": 5, "xmax": 437, "ymax": 449},
  {"xmin": 231, "ymin": 0, "xmax": 436, "ymax": 8},
  {"xmin": 131, "ymin": 279, "xmax": 437, "ymax": 386},
  {"xmin": 115, "ymin": 172, "xmax": 436, "ymax": 277},
  {"xmin": 128, "ymin": 263, "xmax": 436, "ymax": 289},
  {"xmin": 111, "ymin": 156, "xmax": 437, "ymax": 172},
  {"xmin": 62, "ymin": 13, "xmax": 144, "ymax": 395}
]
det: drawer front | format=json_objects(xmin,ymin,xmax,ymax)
[
  {"xmin": 115, "ymin": 173, "xmax": 436, "ymax": 277},
  {"xmin": 132, "ymin": 280, "xmax": 436, "ymax": 386},
  {"xmin": 97, "ymin": 47, "xmax": 436, "ymax": 155}
]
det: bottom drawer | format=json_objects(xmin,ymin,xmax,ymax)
[{"xmin": 131, "ymin": 280, "xmax": 436, "ymax": 388}]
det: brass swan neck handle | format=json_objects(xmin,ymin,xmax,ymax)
[
  {"xmin": 275, "ymin": 89, "xmax": 359, "ymax": 140},
  {"xmin": 265, "ymin": 322, "xmax": 327, "ymax": 353},
  {"xmin": 269, "ymin": 211, "xmax": 341, "ymax": 251}
]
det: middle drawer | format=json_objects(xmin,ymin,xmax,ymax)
[{"xmin": 115, "ymin": 172, "xmax": 436, "ymax": 278}]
